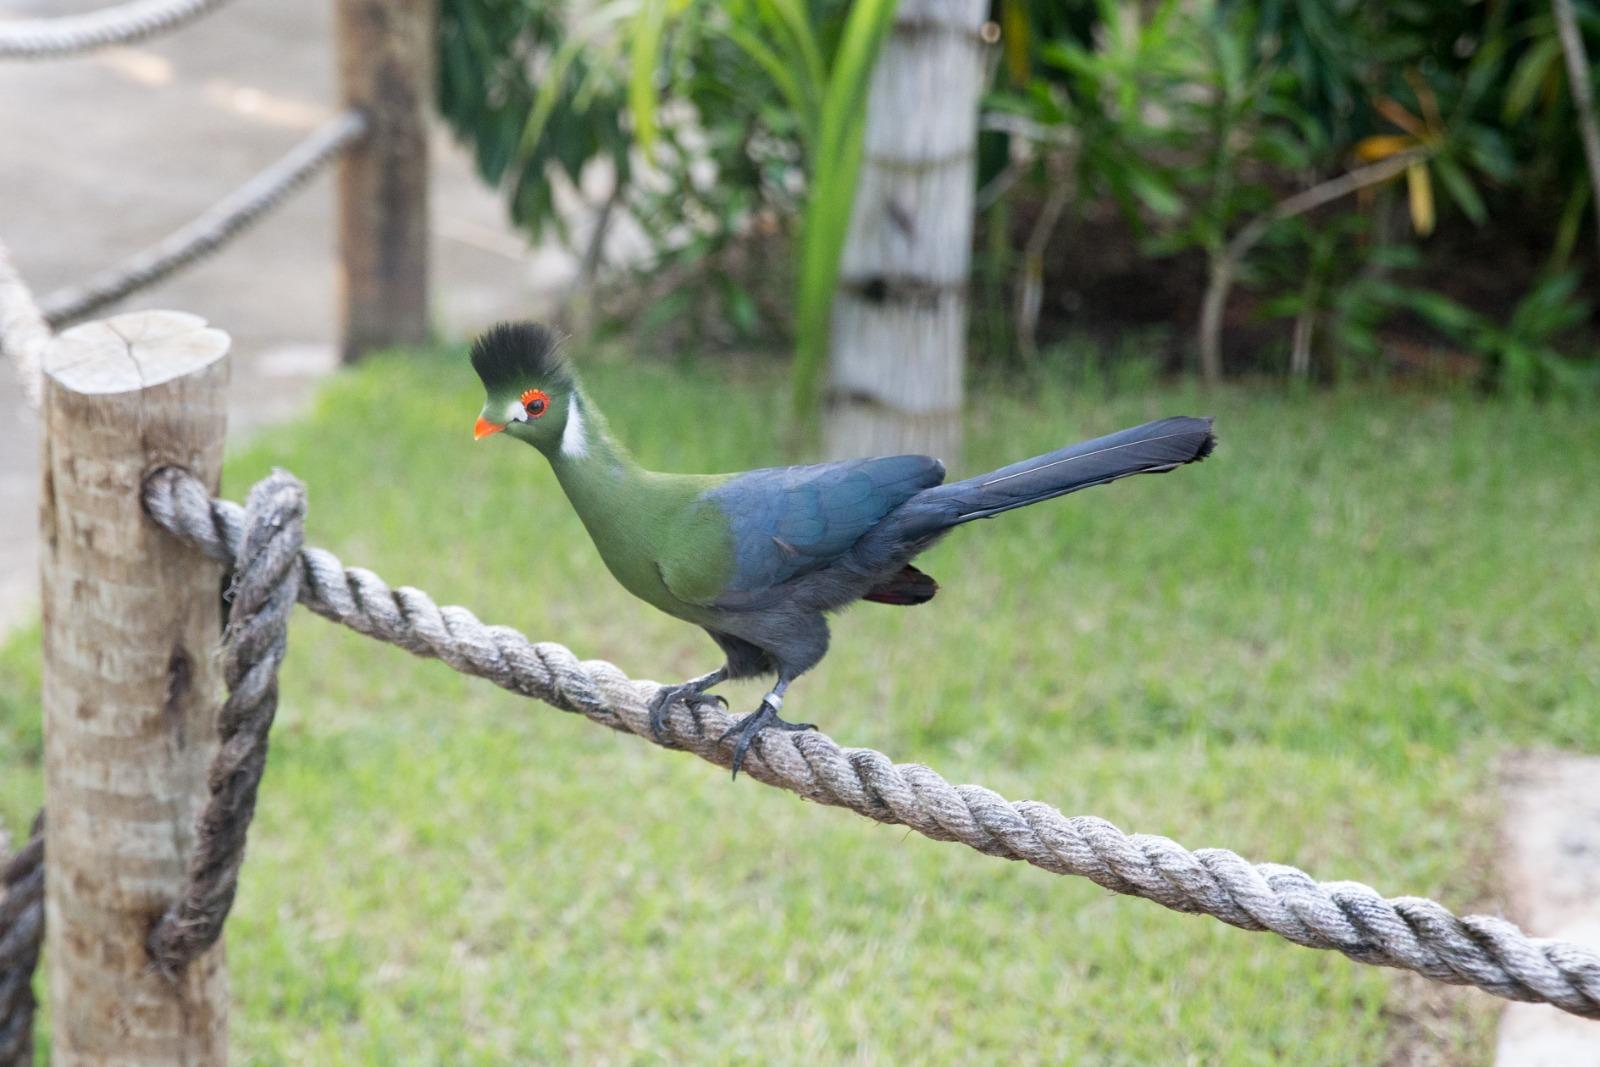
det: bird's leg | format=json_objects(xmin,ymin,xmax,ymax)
[
  {"xmin": 647, "ymin": 666, "xmax": 729, "ymax": 744},
  {"xmin": 718, "ymin": 677, "xmax": 816, "ymax": 779}
]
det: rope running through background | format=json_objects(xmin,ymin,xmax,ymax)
[
  {"xmin": 0, "ymin": 0, "xmax": 238, "ymax": 60},
  {"xmin": 1, "ymin": 0, "xmax": 363, "ymax": 1047},
  {"xmin": 39, "ymin": 110, "xmax": 368, "ymax": 328},
  {"xmin": 132, "ymin": 465, "xmax": 1600, "ymax": 1021},
  {"xmin": 0, "ymin": 243, "xmax": 50, "ymax": 409}
]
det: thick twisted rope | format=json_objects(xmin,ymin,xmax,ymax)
[
  {"xmin": 147, "ymin": 472, "xmax": 304, "ymax": 976},
  {"xmin": 39, "ymin": 110, "xmax": 367, "ymax": 327},
  {"xmin": 0, "ymin": 240, "xmax": 50, "ymax": 409},
  {"xmin": 0, "ymin": 474, "xmax": 303, "ymax": 1037},
  {"xmin": 141, "ymin": 466, "xmax": 1600, "ymax": 1020},
  {"xmin": 0, "ymin": 0, "xmax": 237, "ymax": 60},
  {"xmin": 0, "ymin": 241, "xmax": 47, "ymax": 1057},
  {"xmin": 0, "ymin": 812, "xmax": 43, "ymax": 1067}
]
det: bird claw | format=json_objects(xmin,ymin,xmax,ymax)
[
  {"xmin": 647, "ymin": 684, "xmax": 727, "ymax": 745},
  {"xmin": 718, "ymin": 700, "xmax": 817, "ymax": 779}
]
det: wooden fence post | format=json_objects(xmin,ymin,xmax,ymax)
[
  {"xmin": 40, "ymin": 311, "xmax": 231, "ymax": 1065},
  {"xmin": 335, "ymin": 0, "xmax": 435, "ymax": 363}
]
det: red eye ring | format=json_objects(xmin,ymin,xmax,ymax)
[{"xmin": 520, "ymin": 388, "xmax": 550, "ymax": 417}]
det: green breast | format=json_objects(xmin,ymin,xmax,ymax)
[{"xmin": 552, "ymin": 456, "xmax": 733, "ymax": 622}]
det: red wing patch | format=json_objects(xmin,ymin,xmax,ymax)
[{"xmin": 863, "ymin": 564, "xmax": 939, "ymax": 606}]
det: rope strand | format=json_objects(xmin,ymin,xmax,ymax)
[
  {"xmin": 138, "ymin": 465, "xmax": 1600, "ymax": 1020},
  {"xmin": 146, "ymin": 472, "xmax": 305, "ymax": 976},
  {"xmin": 0, "ymin": 812, "xmax": 43, "ymax": 1067},
  {"xmin": 0, "ymin": 0, "xmax": 237, "ymax": 60},
  {"xmin": 38, "ymin": 111, "xmax": 367, "ymax": 328},
  {"xmin": 0, "ymin": 241, "xmax": 50, "ymax": 410}
]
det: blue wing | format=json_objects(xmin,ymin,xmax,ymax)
[{"xmin": 703, "ymin": 455, "xmax": 945, "ymax": 598}]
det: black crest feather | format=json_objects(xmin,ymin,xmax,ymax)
[{"xmin": 469, "ymin": 322, "xmax": 571, "ymax": 391}]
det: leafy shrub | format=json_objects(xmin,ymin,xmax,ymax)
[{"xmin": 439, "ymin": 0, "xmax": 1600, "ymax": 394}]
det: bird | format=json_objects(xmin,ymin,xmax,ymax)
[{"xmin": 469, "ymin": 322, "xmax": 1216, "ymax": 777}]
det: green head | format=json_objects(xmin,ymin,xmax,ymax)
[{"xmin": 469, "ymin": 322, "xmax": 586, "ymax": 456}]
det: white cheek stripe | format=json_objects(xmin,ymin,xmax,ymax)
[
  {"xmin": 503, "ymin": 399, "xmax": 526, "ymax": 423},
  {"xmin": 561, "ymin": 396, "xmax": 588, "ymax": 457}
]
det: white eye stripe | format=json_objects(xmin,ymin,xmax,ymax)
[{"xmin": 561, "ymin": 395, "xmax": 588, "ymax": 457}]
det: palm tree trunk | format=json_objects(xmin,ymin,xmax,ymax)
[{"xmin": 825, "ymin": 0, "xmax": 989, "ymax": 461}]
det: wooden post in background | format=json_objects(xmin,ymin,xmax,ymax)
[
  {"xmin": 824, "ymin": 0, "xmax": 989, "ymax": 462},
  {"xmin": 335, "ymin": 0, "xmax": 435, "ymax": 363},
  {"xmin": 40, "ymin": 311, "xmax": 230, "ymax": 1065}
]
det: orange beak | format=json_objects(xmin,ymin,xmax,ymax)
[{"xmin": 473, "ymin": 416, "xmax": 506, "ymax": 441}]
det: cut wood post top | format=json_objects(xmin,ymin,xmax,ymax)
[{"xmin": 43, "ymin": 310, "xmax": 228, "ymax": 394}]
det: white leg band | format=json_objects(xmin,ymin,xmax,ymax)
[{"xmin": 764, "ymin": 692, "xmax": 783, "ymax": 711}]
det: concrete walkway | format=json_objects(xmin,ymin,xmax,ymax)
[
  {"xmin": 1, "ymin": 0, "xmax": 581, "ymax": 632},
  {"xmin": 1494, "ymin": 753, "xmax": 1600, "ymax": 1065}
]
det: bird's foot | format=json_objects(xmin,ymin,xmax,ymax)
[
  {"xmin": 718, "ymin": 697, "xmax": 816, "ymax": 779},
  {"xmin": 647, "ymin": 680, "xmax": 728, "ymax": 746}
]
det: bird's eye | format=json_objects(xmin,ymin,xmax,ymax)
[{"xmin": 520, "ymin": 388, "xmax": 550, "ymax": 417}]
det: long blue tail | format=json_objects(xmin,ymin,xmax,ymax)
[{"xmin": 866, "ymin": 416, "xmax": 1216, "ymax": 551}]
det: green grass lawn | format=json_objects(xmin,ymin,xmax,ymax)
[{"xmin": 3, "ymin": 346, "xmax": 1597, "ymax": 1063}]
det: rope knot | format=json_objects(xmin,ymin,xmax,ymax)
[{"xmin": 146, "ymin": 472, "xmax": 305, "ymax": 978}]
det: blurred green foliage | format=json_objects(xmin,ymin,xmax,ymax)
[
  {"xmin": 438, "ymin": 0, "xmax": 1600, "ymax": 395},
  {"xmin": 983, "ymin": 0, "xmax": 1597, "ymax": 391},
  {"xmin": 437, "ymin": 0, "xmax": 635, "ymax": 245},
  {"xmin": 437, "ymin": 0, "xmax": 897, "ymax": 405}
]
